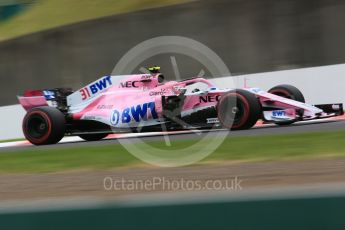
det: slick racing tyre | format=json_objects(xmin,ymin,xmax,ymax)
[
  {"xmin": 217, "ymin": 89, "xmax": 261, "ymax": 130},
  {"xmin": 268, "ymin": 84, "xmax": 305, "ymax": 103},
  {"xmin": 22, "ymin": 106, "xmax": 66, "ymax": 145},
  {"xmin": 268, "ymin": 84, "xmax": 305, "ymax": 125},
  {"xmin": 79, "ymin": 133, "xmax": 108, "ymax": 141}
]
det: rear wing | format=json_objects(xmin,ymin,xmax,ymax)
[
  {"xmin": 18, "ymin": 94, "xmax": 48, "ymax": 111},
  {"xmin": 18, "ymin": 88, "xmax": 73, "ymax": 111}
]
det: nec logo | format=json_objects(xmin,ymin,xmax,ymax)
[
  {"xmin": 120, "ymin": 81, "xmax": 140, "ymax": 88},
  {"xmin": 110, "ymin": 102, "xmax": 158, "ymax": 126},
  {"xmin": 199, "ymin": 95, "xmax": 221, "ymax": 103},
  {"xmin": 80, "ymin": 76, "xmax": 112, "ymax": 100},
  {"xmin": 272, "ymin": 110, "xmax": 286, "ymax": 117}
]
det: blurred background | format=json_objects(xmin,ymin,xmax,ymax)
[
  {"xmin": 1, "ymin": 0, "xmax": 345, "ymax": 106},
  {"xmin": 1, "ymin": 1, "xmax": 345, "ymax": 229}
]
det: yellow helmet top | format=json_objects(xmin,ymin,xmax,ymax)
[{"xmin": 148, "ymin": 66, "xmax": 161, "ymax": 72}]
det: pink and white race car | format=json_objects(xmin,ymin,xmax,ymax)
[{"xmin": 18, "ymin": 68, "xmax": 343, "ymax": 145}]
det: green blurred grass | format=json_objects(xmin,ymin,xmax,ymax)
[
  {"xmin": 0, "ymin": 0, "xmax": 192, "ymax": 41},
  {"xmin": 0, "ymin": 138, "xmax": 24, "ymax": 143},
  {"xmin": 1, "ymin": 130, "xmax": 345, "ymax": 174}
]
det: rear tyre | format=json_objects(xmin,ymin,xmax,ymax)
[
  {"xmin": 217, "ymin": 89, "xmax": 261, "ymax": 130},
  {"xmin": 22, "ymin": 106, "xmax": 66, "ymax": 145},
  {"xmin": 268, "ymin": 84, "xmax": 305, "ymax": 125},
  {"xmin": 79, "ymin": 133, "xmax": 108, "ymax": 141}
]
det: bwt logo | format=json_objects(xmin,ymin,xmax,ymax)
[
  {"xmin": 80, "ymin": 76, "xmax": 112, "ymax": 100},
  {"xmin": 199, "ymin": 95, "xmax": 221, "ymax": 103},
  {"xmin": 120, "ymin": 81, "xmax": 140, "ymax": 88},
  {"xmin": 272, "ymin": 110, "xmax": 286, "ymax": 117},
  {"xmin": 110, "ymin": 102, "xmax": 158, "ymax": 126}
]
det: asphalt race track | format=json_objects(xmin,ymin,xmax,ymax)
[
  {"xmin": 2, "ymin": 118, "xmax": 345, "ymax": 152},
  {"xmin": 1, "ymin": 118, "xmax": 345, "ymax": 202}
]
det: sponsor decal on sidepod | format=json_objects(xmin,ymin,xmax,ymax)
[{"xmin": 110, "ymin": 102, "xmax": 158, "ymax": 126}]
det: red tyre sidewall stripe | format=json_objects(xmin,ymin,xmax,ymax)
[
  {"xmin": 23, "ymin": 111, "xmax": 52, "ymax": 144},
  {"xmin": 217, "ymin": 93, "xmax": 251, "ymax": 129}
]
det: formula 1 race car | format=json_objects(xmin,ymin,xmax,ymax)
[{"xmin": 18, "ymin": 68, "xmax": 344, "ymax": 145}]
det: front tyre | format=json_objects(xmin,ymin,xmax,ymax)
[
  {"xmin": 268, "ymin": 84, "xmax": 305, "ymax": 103},
  {"xmin": 217, "ymin": 89, "xmax": 261, "ymax": 130},
  {"xmin": 268, "ymin": 84, "xmax": 305, "ymax": 125},
  {"xmin": 79, "ymin": 133, "xmax": 108, "ymax": 141},
  {"xmin": 22, "ymin": 106, "xmax": 66, "ymax": 145}
]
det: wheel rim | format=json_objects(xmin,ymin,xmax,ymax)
[
  {"xmin": 27, "ymin": 114, "xmax": 49, "ymax": 139},
  {"xmin": 218, "ymin": 94, "xmax": 249, "ymax": 128},
  {"xmin": 232, "ymin": 99, "xmax": 246, "ymax": 126}
]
